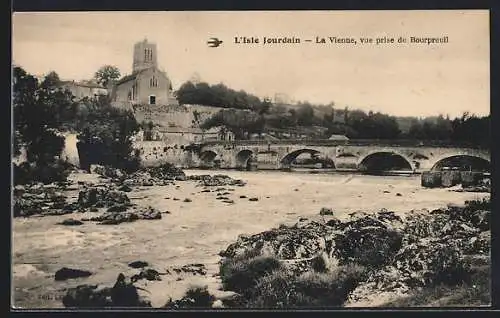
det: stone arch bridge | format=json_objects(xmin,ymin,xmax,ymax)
[{"xmin": 194, "ymin": 139, "xmax": 490, "ymax": 173}]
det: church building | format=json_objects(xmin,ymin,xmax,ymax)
[{"xmin": 111, "ymin": 39, "xmax": 178, "ymax": 106}]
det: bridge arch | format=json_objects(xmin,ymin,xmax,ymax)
[
  {"xmin": 236, "ymin": 149, "xmax": 255, "ymax": 170},
  {"xmin": 280, "ymin": 148, "xmax": 335, "ymax": 168},
  {"xmin": 430, "ymin": 155, "xmax": 490, "ymax": 172},
  {"xmin": 358, "ymin": 151, "xmax": 413, "ymax": 173},
  {"xmin": 199, "ymin": 150, "xmax": 218, "ymax": 167}
]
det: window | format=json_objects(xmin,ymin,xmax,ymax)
[
  {"xmin": 149, "ymin": 76, "xmax": 158, "ymax": 88},
  {"xmin": 149, "ymin": 95, "xmax": 156, "ymax": 105},
  {"xmin": 144, "ymin": 48, "xmax": 153, "ymax": 62}
]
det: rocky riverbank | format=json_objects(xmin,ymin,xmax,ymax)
[{"xmin": 214, "ymin": 198, "xmax": 490, "ymax": 308}]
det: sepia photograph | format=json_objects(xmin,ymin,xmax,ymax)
[{"xmin": 11, "ymin": 10, "xmax": 491, "ymax": 309}]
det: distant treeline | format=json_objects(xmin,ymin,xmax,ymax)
[
  {"xmin": 176, "ymin": 81, "xmax": 489, "ymax": 146},
  {"xmin": 176, "ymin": 81, "xmax": 271, "ymax": 114}
]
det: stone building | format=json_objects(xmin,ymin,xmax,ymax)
[
  {"xmin": 139, "ymin": 125, "xmax": 235, "ymax": 144},
  {"xmin": 59, "ymin": 80, "xmax": 108, "ymax": 100},
  {"xmin": 110, "ymin": 38, "xmax": 178, "ymax": 106}
]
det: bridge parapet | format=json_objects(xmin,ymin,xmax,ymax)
[{"xmin": 199, "ymin": 139, "xmax": 488, "ymax": 149}]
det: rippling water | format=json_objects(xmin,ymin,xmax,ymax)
[{"xmin": 12, "ymin": 169, "xmax": 489, "ymax": 308}]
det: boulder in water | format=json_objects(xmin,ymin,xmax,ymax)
[
  {"xmin": 55, "ymin": 267, "xmax": 93, "ymax": 281},
  {"xmin": 320, "ymin": 207, "xmax": 334, "ymax": 216},
  {"xmin": 58, "ymin": 219, "xmax": 84, "ymax": 226},
  {"xmin": 128, "ymin": 261, "xmax": 149, "ymax": 269}
]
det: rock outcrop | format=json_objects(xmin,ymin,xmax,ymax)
[
  {"xmin": 14, "ymin": 184, "xmax": 69, "ymax": 217},
  {"xmin": 62, "ymin": 273, "xmax": 152, "ymax": 308},
  {"xmin": 77, "ymin": 186, "xmax": 131, "ymax": 209},
  {"xmin": 219, "ymin": 199, "xmax": 490, "ymax": 307},
  {"xmin": 119, "ymin": 164, "xmax": 186, "ymax": 187},
  {"xmin": 85, "ymin": 206, "xmax": 162, "ymax": 225},
  {"xmin": 188, "ymin": 175, "xmax": 246, "ymax": 187}
]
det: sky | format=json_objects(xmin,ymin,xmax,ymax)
[{"xmin": 12, "ymin": 10, "xmax": 490, "ymax": 118}]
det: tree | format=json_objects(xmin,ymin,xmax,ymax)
[
  {"xmin": 175, "ymin": 80, "xmax": 266, "ymax": 110},
  {"xmin": 95, "ymin": 65, "xmax": 121, "ymax": 88},
  {"xmin": 257, "ymin": 98, "xmax": 272, "ymax": 115},
  {"xmin": 200, "ymin": 109, "xmax": 264, "ymax": 140},
  {"xmin": 77, "ymin": 100, "xmax": 141, "ymax": 172},
  {"xmin": 296, "ymin": 103, "xmax": 315, "ymax": 126},
  {"xmin": 450, "ymin": 112, "xmax": 489, "ymax": 147},
  {"xmin": 13, "ymin": 67, "xmax": 70, "ymax": 184},
  {"xmin": 39, "ymin": 71, "xmax": 61, "ymax": 91},
  {"xmin": 13, "ymin": 67, "xmax": 67, "ymax": 153},
  {"xmin": 345, "ymin": 109, "xmax": 400, "ymax": 139}
]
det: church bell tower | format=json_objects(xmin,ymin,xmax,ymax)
[{"xmin": 132, "ymin": 38, "xmax": 158, "ymax": 73}]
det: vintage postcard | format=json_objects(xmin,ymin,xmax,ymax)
[{"xmin": 12, "ymin": 10, "xmax": 490, "ymax": 309}]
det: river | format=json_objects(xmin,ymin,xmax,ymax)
[{"xmin": 12, "ymin": 169, "xmax": 489, "ymax": 308}]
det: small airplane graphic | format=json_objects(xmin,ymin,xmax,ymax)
[{"xmin": 207, "ymin": 37, "xmax": 223, "ymax": 48}]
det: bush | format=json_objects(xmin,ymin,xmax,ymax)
[
  {"xmin": 220, "ymin": 251, "xmax": 283, "ymax": 296},
  {"xmin": 184, "ymin": 286, "xmax": 215, "ymax": 307},
  {"xmin": 246, "ymin": 264, "xmax": 368, "ymax": 308},
  {"xmin": 295, "ymin": 265, "xmax": 368, "ymax": 306},
  {"xmin": 464, "ymin": 197, "xmax": 490, "ymax": 213},
  {"xmin": 121, "ymin": 156, "xmax": 141, "ymax": 174},
  {"xmin": 382, "ymin": 265, "xmax": 490, "ymax": 307},
  {"xmin": 14, "ymin": 160, "xmax": 73, "ymax": 185},
  {"xmin": 311, "ymin": 253, "xmax": 329, "ymax": 273},
  {"xmin": 334, "ymin": 225, "xmax": 402, "ymax": 269},
  {"xmin": 246, "ymin": 269, "xmax": 299, "ymax": 308},
  {"xmin": 164, "ymin": 285, "xmax": 215, "ymax": 308},
  {"xmin": 393, "ymin": 240, "xmax": 472, "ymax": 287}
]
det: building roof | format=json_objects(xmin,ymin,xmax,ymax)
[
  {"xmin": 60, "ymin": 80, "xmax": 106, "ymax": 89},
  {"xmin": 115, "ymin": 66, "xmax": 167, "ymax": 86},
  {"xmin": 328, "ymin": 134, "xmax": 349, "ymax": 140}
]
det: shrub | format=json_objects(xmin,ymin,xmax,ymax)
[
  {"xmin": 334, "ymin": 225, "xmax": 402, "ymax": 269},
  {"xmin": 163, "ymin": 285, "xmax": 215, "ymax": 309},
  {"xmin": 184, "ymin": 285, "xmax": 215, "ymax": 307},
  {"xmin": 220, "ymin": 252, "xmax": 283, "ymax": 296},
  {"xmin": 393, "ymin": 240, "xmax": 472, "ymax": 288},
  {"xmin": 121, "ymin": 156, "xmax": 141, "ymax": 174},
  {"xmin": 13, "ymin": 160, "xmax": 73, "ymax": 185},
  {"xmin": 382, "ymin": 265, "xmax": 490, "ymax": 307},
  {"xmin": 465, "ymin": 197, "xmax": 490, "ymax": 210},
  {"xmin": 311, "ymin": 253, "xmax": 329, "ymax": 273},
  {"xmin": 246, "ymin": 269, "xmax": 299, "ymax": 308},
  {"xmin": 246, "ymin": 264, "xmax": 368, "ymax": 308}
]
